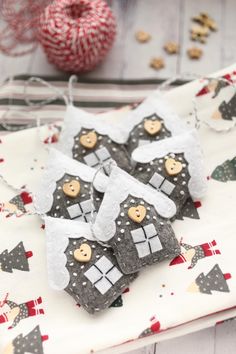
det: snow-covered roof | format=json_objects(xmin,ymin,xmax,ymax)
[
  {"xmin": 116, "ymin": 90, "xmax": 188, "ymax": 141},
  {"xmin": 132, "ymin": 131, "xmax": 207, "ymax": 199},
  {"xmin": 34, "ymin": 148, "xmax": 108, "ymax": 214},
  {"xmin": 57, "ymin": 105, "xmax": 127, "ymax": 157},
  {"xmin": 45, "ymin": 217, "xmax": 95, "ymax": 290},
  {"xmin": 93, "ymin": 167, "xmax": 176, "ymax": 242}
]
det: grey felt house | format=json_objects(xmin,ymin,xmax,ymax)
[
  {"xmin": 93, "ymin": 167, "xmax": 180, "ymax": 274},
  {"xmin": 35, "ymin": 148, "xmax": 108, "ymax": 221},
  {"xmin": 115, "ymin": 90, "xmax": 188, "ymax": 154},
  {"xmin": 44, "ymin": 217, "xmax": 136, "ymax": 314},
  {"xmin": 57, "ymin": 105, "xmax": 131, "ymax": 173},
  {"xmin": 131, "ymin": 131, "xmax": 207, "ymax": 219}
]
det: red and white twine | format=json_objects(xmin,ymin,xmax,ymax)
[
  {"xmin": 0, "ymin": 0, "xmax": 116, "ymax": 72},
  {"xmin": 38, "ymin": 0, "xmax": 116, "ymax": 72}
]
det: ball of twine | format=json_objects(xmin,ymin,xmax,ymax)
[{"xmin": 37, "ymin": 0, "xmax": 116, "ymax": 72}]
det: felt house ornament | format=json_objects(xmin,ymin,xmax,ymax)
[
  {"xmin": 35, "ymin": 149, "xmax": 108, "ymax": 221},
  {"xmin": 0, "ymin": 242, "xmax": 33, "ymax": 273},
  {"xmin": 93, "ymin": 167, "xmax": 180, "ymax": 274},
  {"xmin": 115, "ymin": 90, "xmax": 187, "ymax": 155},
  {"xmin": 3, "ymin": 325, "xmax": 48, "ymax": 354},
  {"xmin": 131, "ymin": 131, "xmax": 207, "ymax": 219},
  {"xmin": 58, "ymin": 105, "xmax": 131, "ymax": 173},
  {"xmin": 0, "ymin": 191, "xmax": 33, "ymax": 216},
  {"xmin": 44, "ymin": 217, "xmax": 137, "ymax": 314}
]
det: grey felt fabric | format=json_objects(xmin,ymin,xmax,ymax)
[
  {"xmin": 132, "ymin": 153, "xmax": 191, "ymax": 220},
  {"xmin": 195, "ymin": 264, "xmax": 230, "ymax": 294},
  {"xmin": 9, "ymin": 195, "xmax": 26, "ymax": 213},
  {"xmin": 64, "ymin": 237, "xmax": 137, "ymax": 314},
  {"xmin": 12, "ymin": 326, "xmax": 44, "ymax": 354},
  {"xmin": 47, "ymin": 173, "xmax": 103, "ymax": 221},
  {"xmin": 72, "ymin": 128, "xmax": 132, "ymax": 173},
  {"xmin": 0, "ymin": 242, "xmax": 30, "ymax": 273},
  {"xmin": 108, "ymin": 195, "xmax": 180, "ymax": 274},
  {"xmin": 126, "ymin": 114, "xmax": 171, "ymax": 155}
]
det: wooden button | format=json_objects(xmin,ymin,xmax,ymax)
[
  {"xmin": 128, "ymin": 205, "xmax": 146, "ymax": 223},
  {"xmin": 144, "ymin": 119, "xmax": 162, "ymax": 136},
  {"xmin": 74, "ymin": 243, "xmax": 92, "ymax": 263},
  {"xmin": 165, "ymin": 158, "xmax": 183, "ymax": 176},
  {"xmin": 79, "ymin": 131, "xmax": 97, "ymax": 149},
  {"xmin": 63, "ymin": 180, "xmax": 80, "ymax": 198}
]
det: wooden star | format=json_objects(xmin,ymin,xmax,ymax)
[
  {"xmin": 190, "ymin": 25, "xmax": 209, "ymax": 44},
  {"xmin": 135, "ymin": 30, "xmax": 151, "ymax": 43},
  {"xmin": 192, "ymin": 12, "xmax": 218, "ymax": 31},
  {"xmin": 164, "ymin": 41, "xmax": 179, "ymax": 54},
  {"xmin": 187, "ymin": 47, "xmax": 203, "ymax": 59},
  {"xmin": 149, "ymin": 57, "xmax": 165, "ymax": 70}
]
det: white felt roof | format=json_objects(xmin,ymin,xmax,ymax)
[
  {"xmin": 116, "ymin": 90, "xmax": 189, "ymax": 141},
  {"xmin": 57, "ymin": 104, "xmax": 127, "ymax": 157},
  {"xmin": 34, "ymin": 148, "xmax": 108, "ymax": 214},
  {"xmin": 132, "ymin": 130, "xmax": 207, "ymax": 199},
  {"xmin": 93, "ymin": 167, "xmax": 176, "ymax": 242},
  {"xmin": 45, "ymin": 217, "xmax": 95, "ymax": 290}
]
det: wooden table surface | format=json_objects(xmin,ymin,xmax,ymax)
[{"xmin": 0, "ymin": 1, "xmax": 236, "ymax": 353}]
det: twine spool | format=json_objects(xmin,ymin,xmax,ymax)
[{"xmin": 37, "ymin": 0, "xmax": 116, "ymax": 72}]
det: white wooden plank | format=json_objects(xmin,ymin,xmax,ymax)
[
  {"xmin": 179, "ymin": 0, "xmax": 223, "ymax": 77},
  {"xmin": 81, "ymin": 0, "xmax": 129, "ymax": 79},
  {"xmin": 155, "ymin": 327, "xmax": 215, "ymax": 354},
  {"xmin": 122, "ymin": 0, "xmax": 182, "ymax": 79},
  {"xmin": 29, "ymin": 45, "xmax": 61, "ymax": 76},
  {"xmin": 126, "ymin": 343, "xmax": 155, "ymax": 354},
  {"xmin": 222, "ymin": 0, "xmax": 236, "ymax": 68},
  {"xmin": 215, "ymin": 319, "xmax": 236, "ymax": 354}
]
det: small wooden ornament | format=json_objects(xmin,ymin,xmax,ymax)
[
  {"xmin": 144, "ymin": 119, "xmax": 162, "ymax": 136},
  {"xmin": 165, "ymin": 158, "xmax": 183, "ymax": 176},
  {"xmin": 128, "ymin": 205, "xmax": 146, "ymax": 223},
  {"xmin": 74, "ymin": 243, "xmax": 92, "ymax": 263},
  {"xmin": 63, "ymin": 180, "xmax": 81, "ymax": 198},
  {"xmin": 79, "ymin": 131, "xmax": 97, "ymax": 149}
]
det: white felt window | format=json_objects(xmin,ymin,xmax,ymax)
[
  {"xmin": 83, "ymin": 147, "xmax": 112, "ymax": 174},
  {"xmin": 67, "ymin": 199, "xmax": 95, "ymax": 222},
  {"xmin": 138, "ymin": 139, "xmax": 151, "ymax": 147},
  {"xmin": 131, "ymin": 223, "xmax": 163, "ymax": 258},
  {"xmin": 148, "ymin": 172, "xmax": 175, "ymax": 196},
  {"xmin": 84, "ymin": 256, "xmax": 122, "ymax": 295}
]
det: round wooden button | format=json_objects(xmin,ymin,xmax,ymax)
[
  {"xmin": 128, "ymin": 205, "xmax": 146, "ymax": 223},
  {"xmin": 79, "ymin": 131, "xmax": 97, "ymax": 149},
  {"xmin": 63, "ymin": 180, "xmax": 80, "ymax": 198},
  {"xmin": 144, "ymin": 119, "xmax": 162, "ymax": 136},
  {"xmin": 165, "ymin": 158, "xmax": 183, "ymax": 176},
  {"xmin": 74, "ymin": 243, "xmax": 92, "ymax": 263}
]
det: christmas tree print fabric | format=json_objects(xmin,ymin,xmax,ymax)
[
  {"xmin": 3, "ymin": 325, "xmax": 48, "ymax": 354},
  {"xmin": 1, "ymin": 65, "xmax": 236, "ymax": 354},
  {"xmin": 58, "ymin": 105, "xmax": 131, "ymax": 173},
  {"xmin": 211, "ymin": 156, "xmax": 236, "ymax": 182},
  {"xmin": 0, "ymin": 242, "xmax": 33, "ymax": 273}
]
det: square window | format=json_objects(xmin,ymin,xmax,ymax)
[
  {"xmin": 149, "ymin": 173, "xmax": 164, "ymax": 189},
  {"xmin": 67, "ymin": 204, "xmax": 82, "ymax": 219},
  {"xmin": 161, "ymin": 179, "xmax": 175, "ymax": 195},
  {"xmin": 84, "ymin": 153, "xmax": 99, "ymax": 167},
  {"xmin": 131, "ymin": 224, "xmax": 163, "ymax": 259},
  {"xmin": 84, "ymin": 256, "xmax": 122, "ymax": 295},
  {"xmin": 138, "ymin": 139, "xmax": 150, "ymax": 147},
  {"xmin": 80, "ymin": 199, "xmax": 93, "ymax": 214},
  {"xmin": 96, "ymin": 147, "xmax": 111, "ymax": 161}
]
